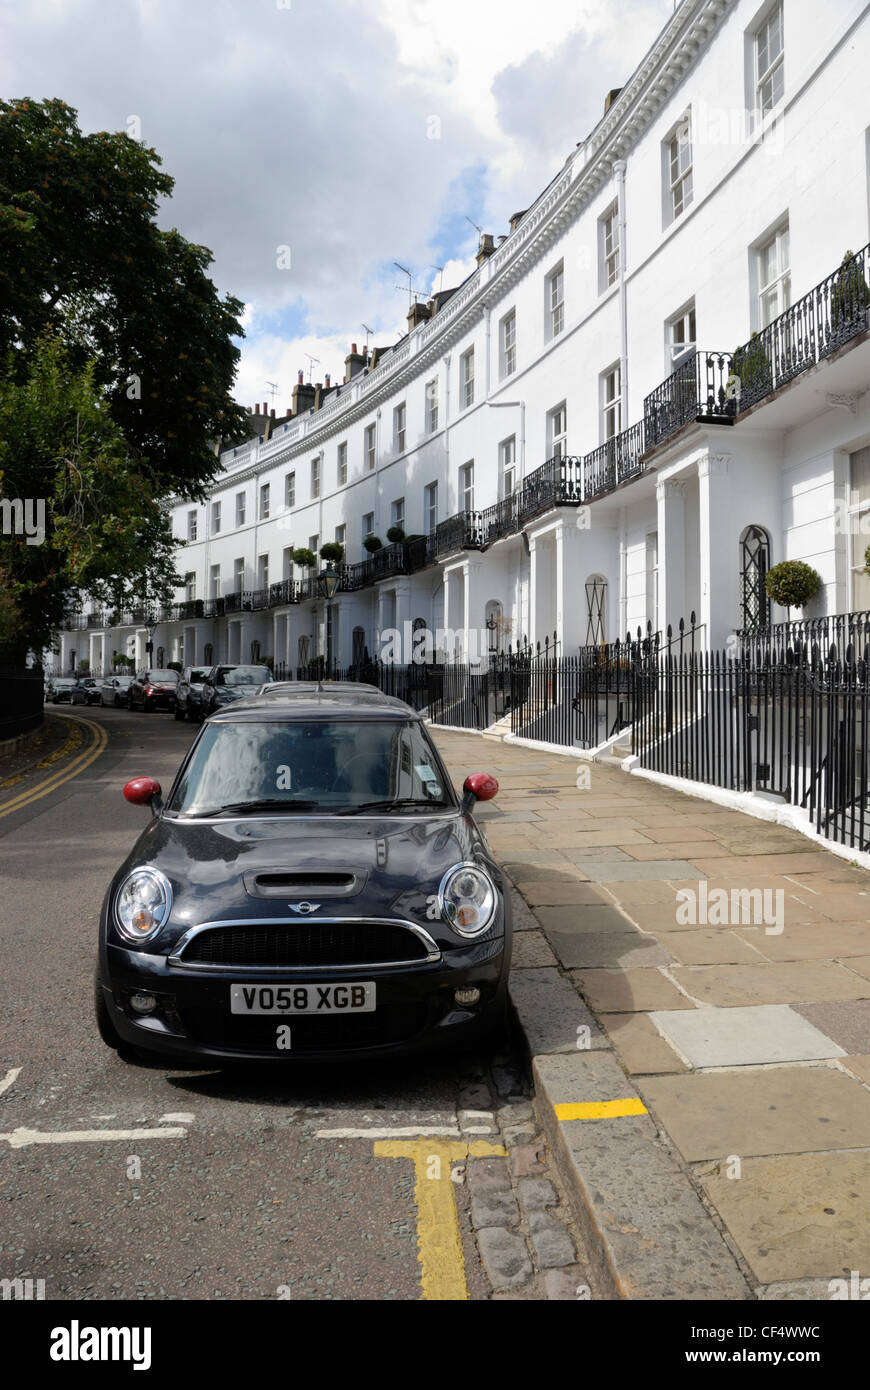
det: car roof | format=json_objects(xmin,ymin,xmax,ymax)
[
  {"xmin": 259, "ymin": 680, "xmax": 383, "ymax": 697},
  {"xmin": 210, "ymin": 689, "xmax": 419, "ymax": 720}
]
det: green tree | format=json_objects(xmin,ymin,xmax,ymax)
[
  {"xmin": 0, "ymin": 97, "xmax": 248, "ymax": 499},
  {"xmin": 0, "ymin": 333, "xmax": 182, "ymax": 662}
]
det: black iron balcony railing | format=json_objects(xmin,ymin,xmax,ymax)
[
  {"xmin": 516, "ymin": 454, "xmax": 583, "ymax": 526},
  {"xmin": 583, "ymin": 420, "xmax": 647, "ymax": 499},
  {"xmin": 434, "ymin": 510, "xmax": 478, "ymax": 558},
  {"xmin": 643, "ymin": 350, "xmax": 736, "ymax": 453},
  {"xmin": 731, "ymin": 242, "xmax": 870, "ymax": 412}
]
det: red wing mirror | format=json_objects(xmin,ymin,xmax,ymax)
[
  {"xmin": 463, "ymin": 773, "xmax": 499, "ymax": 804},
  {"xmin": 123, "ymin": 777, "xmax": 163, "ymax": 808}
]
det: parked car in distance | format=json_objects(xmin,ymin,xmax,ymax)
[
  {"xmin": 199, "ymin": 665, "xmax": 274, "ymax": 718},
  {"xmin": 127, "ymin": 669, "xmax": 179, "ymax": 713},
  {"xmin": 100, "ymin": 675, "xmax": 134, "ymax": 707},
  {"xmin": 95, "ymin": 686, "xmax": 510, "ymax": 1064},
  {"xmin": 49, "ymin": 678, "xmax": 81, "ymax": 704},
  {"xmin": 173, "ymin": 667, "xmax": 210, "ymax": 722},
  {"xmin": 78, "ymin": 678, "xmax": 103, "ymax": 706}
]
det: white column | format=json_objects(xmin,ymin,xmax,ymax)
[
  {"xmin": 463, "ymin": 560, "xmax": 486, "ymax": 664},
  {"xmin": 528, "ymin": 538, "xmax": 538, "ymax": 649},
  {"xmin": 656, "ymin": 479, "xmax": 686, "ymax": 632},
  {"xmin": 698, "ymin": 452, "xmax": 732, "ymax": 645}
]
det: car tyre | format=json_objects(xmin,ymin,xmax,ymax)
[
  {"xmin": 173, "ymin": 702, "xmax": 185, "ymax": 721},
  {"xmin": 127, "ymin": 692, "xmax": 134, "ymax": 711}
]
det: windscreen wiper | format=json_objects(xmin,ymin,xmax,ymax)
[
  {"xmin": 185, "ymin": 798, "xmax": 320, "ymax": 818},
  {"xmin": 336, "ymin": 798, "xmax": 451, "ymax": 816}
]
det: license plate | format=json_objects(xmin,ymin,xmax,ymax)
[{"xmin": 229, "ymin": 982, "xmax": 376, "ymax": 1014}]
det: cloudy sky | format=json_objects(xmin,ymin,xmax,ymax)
[{"xmin": 2, "ymin": 0, "xmax": 673, "ymax": 412}]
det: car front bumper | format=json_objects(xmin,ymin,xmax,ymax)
[{"xmin": 99, "ymin": 931, "xmax": 511, "ymax": 1064}]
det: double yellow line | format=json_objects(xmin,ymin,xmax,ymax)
[{"xmin": 0, "ymin": 713, "xmax": 108, "ymax": 820}]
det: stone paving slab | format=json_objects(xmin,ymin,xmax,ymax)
[
  {"xmin": 571, "ymin": 967, "xmax": 695, "ymax": 1013},
  {"xmin": 699, "ymin": 1152, "xmax": 870, "ymax": 1285},
  {"xmin": 604, "ymin": 1013, "xmax": 688, "ymax": 1075},
  {"xmin": 793, "ymin": 999, "xmax": 870, "ymax": 1054},
  {"xmin": 573, "ymin": 859, "xmax": 707, "ymax": 882},
  {"xmin": 534, "ymin": 904, "xmax": 640, "ymax": 935},
  {"xmin": 655, "ymin": 929, "xmax": 763, "ymax": 964},
  {"xmin": 734, "ymin": 921, "xmax": 870, "ymax": 960},
  {"xmin": 648, "ymin": 1004, "xmax": 846, "ymax": 1069},
  {"xmin": 639, "ymin": 1067, "xmax": 870, "ymax": 1160},
  {"xmin": 511, "ymin": 931, "xmax": 559, "ymax": 969},
  {"xmin": 517, "ymin": 881, "xmax": 610, "ymax": 907},
  {"xmin": 670, "ymin": 961, "xmax": 870, "ymax": 1006},
  {"xmin": 509, "ymin": 967, "xmax": 607, "ymax": 1055},
  {"xmin": 544, "ymin": 930, "xmax": 671, "ymax": 970}
]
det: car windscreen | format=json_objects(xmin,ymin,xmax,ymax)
[
  {"xmin": 223, "ymin": 667, "xmax": 272, "ymax": 686},
  {"xmin": 188, "ymin": 670, "xmax": 208, "ymax": 683},
  {"xmin": 147, "ymin": 670, "xmax": 178, "ymax": 682},
  {"xmin": 168, "ymin": 718, "xmax": 452, "ymax": 815}
]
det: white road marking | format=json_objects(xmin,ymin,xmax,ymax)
[
  {"xmin": 0, "ymin": 1126, "xmax": 187, "ymax": 1149},
  {"xmin": 0, "ymin": 1068, "xmax": 21, "ymax": 1097},
  {"xmin": 159, "ymin": 1112, "xmax": 195, "ymax": 1124},
  {"xmin": 315, "ymin": 1125, "xmax": 461, "ymax": 1139}
]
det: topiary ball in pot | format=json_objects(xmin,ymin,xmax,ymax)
[
  {"xmin": 764, "ymin": 560, "xmax": 821, "ymax": 611},
  {"xmin": 363, "ymin": 535, "xmax": 383, "ymax": 553}
]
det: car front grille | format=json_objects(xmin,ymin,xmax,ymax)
[{"xmin": 176, "ymin": 921, "xmax": 434, "ymax": 968}]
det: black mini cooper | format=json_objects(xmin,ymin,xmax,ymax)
[{"xmin": 95, "ymin": 688, "xmax": 511, "ymax": 1063}]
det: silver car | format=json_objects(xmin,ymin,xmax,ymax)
[{"xmin": 100, "ymin": 676, "xmax": 133, "ymax": 707}]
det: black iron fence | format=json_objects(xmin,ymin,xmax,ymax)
[
  {"xmin": 0, "ymin": 666, "xmax": 44, "ymax": 741},
  {"xmin": 735, "ymin": 611, "xmax": 870, "ymax": 666},
  {"xmin": 633, "ymin": 639, "xmax": 870, "ymax": 853}
]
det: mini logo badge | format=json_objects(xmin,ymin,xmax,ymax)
[{"xmin": 288, "ymin": 901, "xmax": 321, "ymax": 914}]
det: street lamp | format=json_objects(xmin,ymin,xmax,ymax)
[
  {"xmin": 316, "ymin": 562, "xmax": 341, "ymax": 601},
  {"xmin": 316, "ymin": 562, "xmax": 341, "ymax": 673}
]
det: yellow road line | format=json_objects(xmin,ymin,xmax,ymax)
[
  {"xmin": 555, "ymin": 1098, "xmax": 648, "ymax": 1121},
  {"xmin": 375, "ymin": 1138, "xmax": 507, "ymax": 1301},
  {"xmin": 0, "ymin": 721, "xmax": 82, "ymax": 791},
  {"xmin": 0, "ymin": 714, "xmax": 108, "ymax": 819}
]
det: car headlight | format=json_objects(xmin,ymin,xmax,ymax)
[
  {"xmin": 439, "ymin": 863, "xmax": 496, "ymax": 937},
  {"xmin": 114, "ymin": 867, "xmax": 172, "ymax": 943}
]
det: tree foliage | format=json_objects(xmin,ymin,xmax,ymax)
[
  {"xmin": 0, "ymin": 333, "xmax": 181, "ymax": 661},
  {"xmin": 0, "ymin": 97, "xmax": 249, "ymax": 499}
]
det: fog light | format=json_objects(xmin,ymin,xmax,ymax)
[
  {"xmin": 129, "ymin": 992, "xmax": 157, "ymax": 1015},
  {"xmin": 454, "ymin": 986, "xmax": 481, "ymax": 1007}
]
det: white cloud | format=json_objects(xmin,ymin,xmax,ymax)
[{"xmin": 2, "ymin": 0, "xmax": 674, "ymax": 414}]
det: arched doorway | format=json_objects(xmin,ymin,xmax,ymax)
[
  {"xmin": 585, "ymin": 575, "xmax": 607, "ymax": 646},
  {"xmin": 740, "ymin": 525, "xmax": 771, "ymax": 630},
  {"xmin": 484, "ymin": 600, "xmax": 504, "ymax": 656}
]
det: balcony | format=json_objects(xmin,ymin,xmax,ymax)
[
  {"xmin": 730, "ymin": 243, "xmax": 870, "ymax": 413},
  {"xmin": 583, "ymin": 422, "xmax": 646, "ymax": 499},
  {"xmin": 642, "ymin": 351, "xmax": 735, "ymax": 453}
]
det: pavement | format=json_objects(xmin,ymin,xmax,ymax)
[{"xmin": 433, "ymin": 727, "xmax": 870, "ymax": 1301}]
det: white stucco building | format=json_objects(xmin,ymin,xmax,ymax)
[{"xmin": 59, "ymin": 0, "xmax": 870, "ymax": 680}]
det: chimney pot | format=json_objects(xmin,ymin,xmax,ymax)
[
  {"xmin": 325, "ymin": 374, "xmax": 331, "ymax": 388},
  {"xmin": 270, "ymin": 408, "xmax": 275, "ymax": 418},
  {"xmin": 351, "ymin": 343, "xmax": 357, "ymax": 354},
  {"xmin": 298, "ymin": 371, "xmax": 304, "ymax": 385}
]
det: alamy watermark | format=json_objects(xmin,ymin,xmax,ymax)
[
  {"xmin": 676, "ymin": 882, "xmax": 784, "ymax": 934},
  {"xmin": 0, "ymin": 497, "xmax": 45, "ymax": 546}
]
